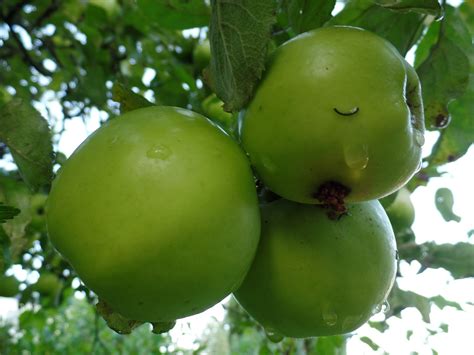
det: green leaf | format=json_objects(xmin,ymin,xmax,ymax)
[
  {"xmin": 406, "ymin": 165, "xmax": 444, "ymax": 191},
  {"xmin": 430, "ymin": 296, "xmax": 462, "ymax": 311},
  {"xmin": 368, "ymin": 320, "xmax": 389, "ymax": 332},
  {"xmin": 0, "ymin": 99, "xmax": 53, "ymax": 191},
  {"xmin": 0, "ymin": 228, "xmax": 11, "ymax": 272},
  {"xmin": 416, "ymin": 5, "xmax": 473, "ymax": 129},
  {"xmin": 96, "ymin": 299, "xmax": 144, "ymax": 334},
  {"xmin": 284, "ymin": 0, "xmax": 336, "ymax": 34},
  {"xmin": 376, "ymin": 0, "xmax": 443, "ymax": 18},
  {"xmin": 360, "ymin": 336, "xmax": 380, "ymax": 351},
  {"xmin": 315, "ymin": 335, "xmax": 347, "ymax": 355},
  {"xmin": 439, "ymin": 323, "xmax": 449, "ymax": 332},
  {"xmin": 112, "ymin": 82, "xmax": 155, "ymax": 114},
  {"xmin": 434, "ymin": 188, "xmax": 461, "ymax": 222},
  {"xmin": 0, "ymin": 87, "xmax": 13, "ymax": 107},
  {"xmin": 425, "ymin": 3, "xmax": 474, "ymax": 164},
  {"xmin": 428, "ymin": 74, "xmax": 474, "ymax": 164},
  {"xmin": 328, "ymin": 0, "xmax": 426, "ymax": 55},
  {"xmin": 208, "ymin": 0, "xmax": 276, "ymax": 111},
  {"xmin": 0, "ymin": 175, "xmax": 33, "ymax": 262},
  {"xmin": 137, "ymin": 0, "xmax": 210, "ymax": 30},
  {"xmin": 459, "ymin": 2, "xmax": 474, "ymax": 33},
  {"xmin": 414, "ymin": 19, "xmax": 439, "ymax": 68},
  {"xmin": 60, "ymin": 0, "xmax": 86, "ymax": 23},
  {"xmin": 388, "ymin": 285, "xmax": 431, "ymax": 322},
  {"xmin": 422, "ymin": 242, "xmax": 474, "ymax": 279},
  {"xmin": 79, "ymin": 65, "xmax": 107, "ymax": 106},
  {"xmin": 0, "ymin": 203, "xmax": 20, "ymax": 223}
]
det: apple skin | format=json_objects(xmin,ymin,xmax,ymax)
[
  {"xmin": 46, "ymin": 106, "xmax": 260, "ymax": 323},
  {"xmin": 234, "ymin": 199, "xmax": 397, "ymax": 338},
  {"xmin": 241, "ymin": 26, "xmax": 425, "ymax": 204},
  {"xmin": 383, "ymin": 188, "xmax": 415, "ymax": 232}
]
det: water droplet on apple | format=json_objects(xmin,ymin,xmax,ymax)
[
  {"xmin": 371, "ymin": 303, "xmax": 382, "ymax": 315},
  {"xmin": 322, "ymin": 308, "xmax": 338, "ymax": 326},
  {"xmin": 147, "ymin": 144, "xmax": 171, "ymax": 160},
  {"xmin": 381, "ymin": 300, "xmax": 390, "ymax": 314},
  {"xmin": 265, "ymin": 328, "xmax": 284, "ymax": 343},
  {"xmin": 415, "ymin": 159, "xmax": 422, "ymax": 173},
  {"xmin": 414, "ymin": 130, "xmax": 425, "ymax": 147},
  {"xmin": 344, "ymin": 143, "xmax": 369, "ymax": 170}
]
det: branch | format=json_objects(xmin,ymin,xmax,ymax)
[
  {"xmin": 0, "ymin": 19, "xmax": 53, "ymax": 77},
  {"xmin": 3, "ymin": 0, "xmax": 29, "ymax": 22},
  {"xmin": 42, "ymin": 37, "xmax": 63, "ymax": 68},
  {"xmin": 32, "ymin": 0, "xmax": 61, "ymax": 29},
  {"xmin": 0, "ymin": 44, "xmax": 15, "ymax": 60}
]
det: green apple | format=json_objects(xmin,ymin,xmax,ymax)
[
  {"xmin": 46, "ymin": 106, "xmax": 260, "ymax": 323},
  {"xmin": 234, "ymin": 199, "xmax": 397, "ymax": 337},
  {"xmin": 241, "ymin": 26, "xmax": 425, "ymax": 204},
  {"xmin": 383, "ymin": 188, "xmax": 415, "ymax": 232}
]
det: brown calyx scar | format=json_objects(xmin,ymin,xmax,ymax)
[{"xmin": 313, "ymin": 181, "xmax": 351, "ymax": 220}]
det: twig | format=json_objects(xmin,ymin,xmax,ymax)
[
  {"xmin": 31, "ymin": 0, "xmax": 61, "ymax": 28},
  {"xmin": 0, "ymin": 18, "xmax": 53, "ymax": 77},
  {"xmin": 3, "ymin": 0, "xmax": 29, "ymax": 22},
  {"xmin": 42, "ymin": 37, "xmax": 63, "ymax": 68},
  {"xmin": 91, "ymin": 310, "xmax": 111, "ymax": 354}
]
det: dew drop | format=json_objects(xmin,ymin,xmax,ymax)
[
  {"xmin": 322, "ymin": 309, "xmax": 338, "ymax": 326},
  {"xmin": 414, "ymin": 130, "xmax": 425, "ymax": 147},
  {"xmin": 265, "ymin": 328, "xmax": 284, "ymax": 343},
  {"xmin": 381, "ymin": 300, "xmax": 390, "ymax": 314},
  {"xmin": 371, "ymin": 303, "xmax": 382, "ymax": 315},
  {"xmin": 147, "ymin": 144, "xmax": 171, "ymax": 160},
  {"xmin": 344, "ymin": 143, "xmax": 369, "ymax": 170},
  {"xmin": 415, "ymin": 159, "xmax": 423, "ymax": 173},
  {"xmin": 434, "ymin": 113, "xmax": 450, "ymax": 128}
]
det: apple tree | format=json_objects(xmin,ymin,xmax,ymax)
[{"xmin": 0, "ymin": 0, "xmax": 473, "ymax": 353}]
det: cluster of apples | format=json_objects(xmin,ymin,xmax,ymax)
[{"xmin": 46, "ymin": 26, "xmax": 424, "ymax": 337}]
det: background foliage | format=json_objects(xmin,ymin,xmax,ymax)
[{"xmin": 0, "ymin": 0, "xmax": 473, "ymax": 353}]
